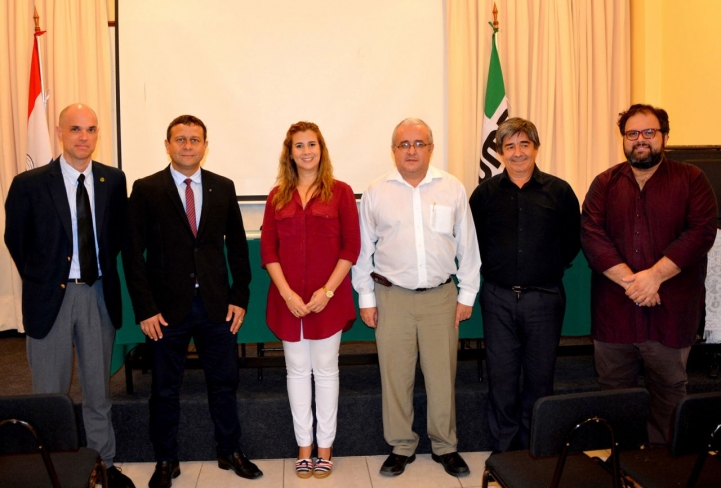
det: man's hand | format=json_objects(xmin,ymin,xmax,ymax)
[
  {"xmin": 360, "ymin": 307, "xmax": 378, "ymax": 328},
  {"xmin": 623, "ymin": 269, "xmax": 662, "ymax": 305},
  {"xmin": 226, "ymin": 305, "xmax": 246, "ymax": 334},
  {"xmin": 454, "ymin": 303, "xmax": 473, "ymax": 329},
  {"xmin": 140, "ymin": 313, "xmax": 168, "ymax": 341}
]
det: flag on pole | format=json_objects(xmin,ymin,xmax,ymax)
[
  {"xmin": 26, "ymin": 14, "xmax": 52, "ymax": 171},
  {"xmin": 478, "ymin": 21, "xmax": 509, "ymax": 183}
]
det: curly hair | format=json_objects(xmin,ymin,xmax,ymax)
[{"xmin": 617, "ymin": 104, "xmax": 670, "ymax": 136}]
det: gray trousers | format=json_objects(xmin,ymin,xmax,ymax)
[
  {"xmin": 26, "ymin": 280, "xmax": 117, "ymax": 465},
  {"xmin": 375, "ymin": 281, "xmax": 459, "ymax": 456},
  {"xmin": 594, "ymin": 339, "xmax": 691, "ymax": 446}
]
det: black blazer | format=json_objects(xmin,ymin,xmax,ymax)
[
  {"xmin": 4, "ymin": 159, "xmax": 127, "ymax": 339},
  {"xmin": 122, "ymin": 166, "xmax": 251, "ymax": 326}
]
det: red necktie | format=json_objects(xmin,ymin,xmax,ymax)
[{"xmin": 184, "ymin": 178, "xmax": 198, "ymax": 237}]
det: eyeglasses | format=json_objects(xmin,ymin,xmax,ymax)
[
  {"xmin": 624, "ymin": 128, "xmax": 663, "ymax": 141},
  {"xmin": 395, "ymin": 141, "xmax": 431, "ymax": 151}
]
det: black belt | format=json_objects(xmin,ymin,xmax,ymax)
[
  {"xmin": 509, "ymin": 284, "xmax": 559, "ymax": 301},
  {"xmin": 68, "ymin": 276, "xmax": 102, "ymax": 285},
  {"xmin": 371, "ymin": 272, "xmax": 452, "ymax": 292}
]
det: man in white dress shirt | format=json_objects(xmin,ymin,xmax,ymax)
[{"xmin": 352, "ymin": 118, "xmax": 481, "ymax": 478}]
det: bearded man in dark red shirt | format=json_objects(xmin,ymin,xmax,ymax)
[{"xmin": 581, "ymin": 104, "xmax": 717, "ymax": 445}]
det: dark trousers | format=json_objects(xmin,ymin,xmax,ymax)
[
  {"xmin": 593, "ymin": 340, "xmax": 691, "ymax": 445},
  {"xmin": 481, "ymin": 280, "xmax": 565, "ymax": 452},
  {"xmin": 149, "ymin": 295, "xmax": 241, "ymax": 461}
]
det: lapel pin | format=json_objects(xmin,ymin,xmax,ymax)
[{"xmin": 100, "ymin": 177, "xmax": 105, "ymax": 182}]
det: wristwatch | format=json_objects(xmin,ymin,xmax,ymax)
[{"xmin": 323, "ymin": 286, "xmax": 334, "ymax": 298}]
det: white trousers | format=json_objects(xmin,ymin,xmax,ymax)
[{"xmin": 282, "ymin": 327, "xmax": 342, "ymax": 448}]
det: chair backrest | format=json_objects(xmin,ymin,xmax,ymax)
[
  {"xmin": 671, "ymin": 391, "xmax": 721, "ymax": 457},
  {"xmin": 530, "ymin": 388, "xmax": 649, "ymax": 457},
  {"xmin": 0, "ymin": 394, "xmax": 81, "ymax": 454}
]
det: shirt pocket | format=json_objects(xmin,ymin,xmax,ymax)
[
  {"xmin": 274, "ymin": 204, "xmax": 298, "ymax": 239},
  {"xmin": 311, "ymin": 202, "xmax": 340, "ymax": 238},
  {"xmin": 431, "ymin": 204, "xmax": 454, "ymax": 235}
]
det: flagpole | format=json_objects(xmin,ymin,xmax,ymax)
[
  {"xmin": 478, "ymin": 2, "xmax": 509, "ymax": 183},
  {"xmin": 33, "ymin": 8, "xmax": 48, "ymax": 111}
]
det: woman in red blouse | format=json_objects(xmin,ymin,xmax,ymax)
[{"xmin": 260, "ymin": 121, "xmax": 361, "ymax": 478}]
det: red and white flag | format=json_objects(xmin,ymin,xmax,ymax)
[{"xmin": 26, "ymin": 29, "xmax": 52, "ymax": 170}]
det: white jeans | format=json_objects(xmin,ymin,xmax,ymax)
[{"xmin": 283, "ymin": 327, "xmax": 342, "ymax": 448}]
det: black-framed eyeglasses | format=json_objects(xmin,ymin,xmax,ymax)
[
  {"xmin": 624, "ymin": 128, "xmax": 663, "ymax": 141},
  {"xmin": 395, "ymin": 141, "xmax": 431, "ymax": 151}
]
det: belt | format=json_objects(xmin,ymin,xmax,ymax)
[
  {"xmin": 508, "ymin": 284, "xmax": 559, "ymax": 300},
  {"xmin": 68, "ymin": 276, "xmax": 102, "ymax": 285},
  {"xmin": 371, "ymin": 272, "xmax": 452, "ymax": 292}
]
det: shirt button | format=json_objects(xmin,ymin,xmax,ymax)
[
  {"xmin": 190, "ymin": 273, "xmax": 195, "ymax": 278},
  {"xmin": 634, "ymin": 249, "xmax": 638, "ymax": 253}
]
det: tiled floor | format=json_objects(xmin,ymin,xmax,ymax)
[{"xmin": 116, "ymin": 451, "xmax": 490, "ymax": 488}]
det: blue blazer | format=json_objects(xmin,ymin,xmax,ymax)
[{"xmin": 4, "ymin": 158, "xmax": 127, "ymax": 339}]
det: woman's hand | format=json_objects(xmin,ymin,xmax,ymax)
[
  {"xmin": 286, "ymin": 291, "xmax": 311, "ymax": 318},
  {"xmin": 307, "ymin": 288, "xmax": 331, "ymax": 313}
]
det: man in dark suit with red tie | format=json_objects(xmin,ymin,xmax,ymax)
[
  {"xmin": 122, "ymin": 115, "xmax": 262, "ymax": 487},
  {"xmin": 4, "ymin": 103, "xmax": 134, "ymax": 488}
]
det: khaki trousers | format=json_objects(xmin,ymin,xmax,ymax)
[{"xmin": 375, "ymin": 281, "xmax": 459, "ymax": 456}]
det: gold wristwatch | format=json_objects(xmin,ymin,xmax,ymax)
[{"xmin": 323, "ymin": 286, "xmax": 334, "ymax": 298}]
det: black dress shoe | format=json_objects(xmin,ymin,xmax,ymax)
[
  {"xmin": 106, "ymin": 466, "xmax": 136, "ymax": 488},
  {"xmin": 432, "ymin": 452, "xmax": 470, "ymax": 477},
  {"xmin": 217, "ymin": 452, "xmax": 263, "ymax": 479},
  {"xmin": 379, "ymin": 453, "xmax": 416, "ymax": 476},
  {"xmin": 148, "ymin": 461, "xmax": 180, "ymax": 488}
]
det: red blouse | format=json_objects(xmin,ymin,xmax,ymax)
[{"xmin": 260, "ymin": 180, "xmax": 361, "ymax": 341}]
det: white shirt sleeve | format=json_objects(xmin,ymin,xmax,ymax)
[
  {"xmin": 452, "ymin": 184, "xmax": 481, "ymax": 307},
  {"xmin": 351, "ymin": 190, "xmax": 378, "ymax": 308}
]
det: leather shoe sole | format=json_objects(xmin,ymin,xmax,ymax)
[
  {"xmin": 379, "ymin": 453, "xmax": 416, "ymax": 476},
  {"xmin": 432, "ymin": 452, "xmax": 470, "ymax": 477}
]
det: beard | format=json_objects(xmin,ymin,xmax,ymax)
[{"xmin": 625, "ymin": 141, "xmax": 664, "ymax": 169}]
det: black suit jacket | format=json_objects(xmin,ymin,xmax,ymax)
[
  {"xmin": 122, "ymin": 165, "xmax": 251, "ymax": 325},
  {"xmin": 4, "ymin": 159, "xmax": 127, "ymax": 339}
]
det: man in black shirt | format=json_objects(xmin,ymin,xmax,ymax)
[{"xmin": 469, "ymin": 117, "xmax": 580, "ymax": 452}]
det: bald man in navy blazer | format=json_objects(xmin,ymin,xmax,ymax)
[
  {"xmin": 122, "ymin": 115, "xmax": 262, "ymax": 487},
  {"xmin": 4, "ymin": 104, "xmax": 134, "ymax": 488}
]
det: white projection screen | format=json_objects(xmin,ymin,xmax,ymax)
[{"xmin": 117, "ymin": 0, "xmax": 446, "ymax": 199}]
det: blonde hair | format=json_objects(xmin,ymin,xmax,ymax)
[{"xmin": 272, "ymin": 121, "xmax": 334, "ymax": 209}]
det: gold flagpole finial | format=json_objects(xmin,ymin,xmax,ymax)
[
  {"xmin": 492, "ymin": 3, "xmax": 499, "ymax": 30},
  {"xmin": 33, "ymin": 7, "xmax": 42, "ymax": 32}
]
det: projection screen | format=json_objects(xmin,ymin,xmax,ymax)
[{"xmin": 117, "ymin": 0, "xmax": 446, "ymax": 199}]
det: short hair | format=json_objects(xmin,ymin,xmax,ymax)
[
  {"xmin": 495, "ymin": 117, "xmax": 540, "ymax": 154},
  {"xmin": 166, "ymin": 115, "xmax": 207, "ymax": 141},
  {"xmin": 617, "ymin": 104, "xmax": 670, "ymax": 136},
  {"xmin": 272, "ymin": 121, "xmax": 334, "ymax": 209},
  {"xmin": 391, "ymin": 118, "xmax": 434, "ymax": 146}
]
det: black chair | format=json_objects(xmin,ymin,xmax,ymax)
[
  {"xmin": 482, "ymin": 388, "xmax": 649, "ymax": 488},
  {"xmin": 619, "ymin": 391, "xmax": 721, "ymax": 488},
  {"xmin": 0, "ymin": 393, "xmax": 107, "ymax": 487}
]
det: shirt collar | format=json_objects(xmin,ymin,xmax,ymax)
[
  {"xmin": 169, "ymin": 164, "xmax": 201, "ymax": 186},
  {"xmin": 499, "ymin": 164, "xmax": 543, "ymax": 188},
  {"xmin": 59, "ymin": 154, "xmax": 92, "ymax": 182},
  {"xmin": 386, "ymin": 165, "xmax": 443, "ymax": 187}
]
